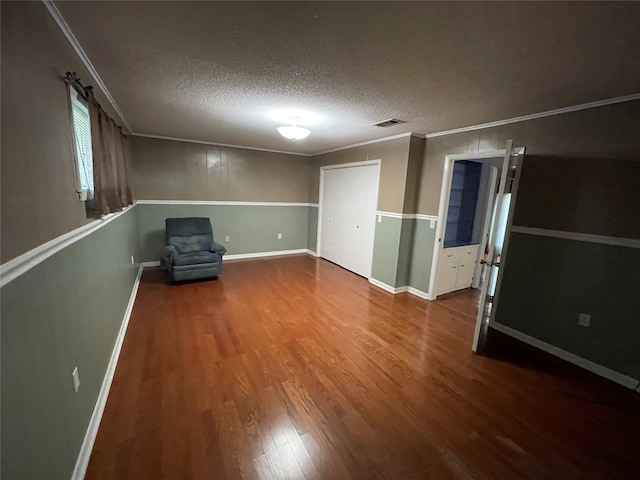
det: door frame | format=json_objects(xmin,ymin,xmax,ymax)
[
  {"xmin": 317, "ymin": 159, "xmax": 381, "ymax": 275},
  {"xmin": 427, "ymin": 147, "xmax": 525, "ymax": 300}
]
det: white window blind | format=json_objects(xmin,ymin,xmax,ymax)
[{"xmin": 70, "ymin": 88, "xmax": 94, "ymax": 197}]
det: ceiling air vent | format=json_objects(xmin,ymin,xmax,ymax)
[{"xmin": 373, "ymin": 118, "xmax": 407, "ymax": 127}]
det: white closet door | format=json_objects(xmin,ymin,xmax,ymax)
[{"xmin": 320, "ymin": 163, "xmax": 379, "ymax": 278}]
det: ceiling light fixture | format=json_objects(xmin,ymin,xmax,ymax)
[{"xmin": 277, "ymin": 115, "xmax": 311, "ymax": 140}]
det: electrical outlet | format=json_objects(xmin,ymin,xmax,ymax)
[
  {"xmin": 278, "ymin": 233, "xmax": 282, "ymax": 239},
  {"xmin": 225, "ymin": 235, "xmax": 230, "ymax": 242},
  {"xmin": 130, "ymin": 255, "xmax": 135, "ymax": 265},
  {"xmin": 430, "ymin": 220, "xmax": 435, "ymax": 229},
  {"xmin": 578, "ymin": 313, "xmax": 591, "ymax": 327},
  {"xmin": 72, "ymin": 367, "xmax": 80, "ymax": 392}
]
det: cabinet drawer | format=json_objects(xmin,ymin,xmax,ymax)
[{"xmin": 442, "ymin": 244, "xmax": 480, "ymax": 261}]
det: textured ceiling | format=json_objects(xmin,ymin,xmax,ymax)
[{"xmin": 55, "ymin": 1, "xmax": 640, "ymax": 155}]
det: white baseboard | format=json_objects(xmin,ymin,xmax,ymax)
[
  {"xmin": 490, "ymin": 321, "xmax": 640, "ymax": 391},
  {"xmin": 305, "ymin": 249, "xmax": 319, "ymax": 257},
  {"xmin": 225, "ymin": 248, "xmax": 308, "ymax": 261},
  {"xmin": 71, "ymin": 264, "xmax": 144, "ymax": 480},
  {"xmin": 407, "ymin": 287, "xmax": 429, "ymax": 299},
  {"xmin": 368, "ymin": 278, "xmax": 407, "ymax": 294},
  {"xmin": 140, "ymin": 261, "xmax": 160, "ymax": 268},
  {"xmin": 368, "ymin": 278, "xmax": 433, "ymax": 300}
]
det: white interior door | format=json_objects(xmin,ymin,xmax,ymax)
[
  {"xmin": 472, "ymin": 141, "xmax": 523, "ymax": 352},
  {"xmin": 319, "ymin": 163, "xmax": 379, "ymax": 278},
  {"xmin": 472, "ymin": 166, "xmax": 499, "ymax": 288}
]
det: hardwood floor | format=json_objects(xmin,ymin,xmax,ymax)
[{"xmin": 86, "ymin": 255, "xmax": 640, "ymax": 479}]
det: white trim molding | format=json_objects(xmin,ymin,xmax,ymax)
[
  {"xmin": 367, "ymin": 279, "xmax": 430, "ymax": 299},
  {"xmin": 407, "ymin": 287, "xmax": 429, "ymax": 299},
  {"xmin": 136, "ymin": 199, "xmax": 316, "ymax": 207},
  {"xmin": 376, "ymin": 211, "xmax": 438, "ymax": 221},
  {"xmin": 510, "ymin": 226, "xmax": 640, "ymax": 249},
  {"xmin": 42, "ymin": 0, "xmax": 131, "ymax": 132},
  {"xmin": 305, "ymin": 249, "xmax": 319, "ymax": 257},
  {"xmin": 131, "ymin": 133, "xmax": 311, "ymax": 157},
  {"xmin": 0, "ymin": 205, "xmax": 136, "ymax": 288},
  {"xmin": 369, "ymin": 278, "xmax": 408, "ymax": 294},
  {"xmin": 425, "ymin": 93, "xmax": 640, "ymax": 139},
  {"xmin": 319, "ymin": 159, "xmax": 382, "ymax": 171},
  {"xmin": 71, "ymin": 264, "xmax": 144, "ymax": 480},
  {"xmin": 490, "ymin": 322, "xmax": 640, "ymax": 391}
]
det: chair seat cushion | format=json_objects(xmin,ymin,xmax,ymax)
[{"xmin": 173, "ymin": 250, "xmax": 220, "ymax": 266}]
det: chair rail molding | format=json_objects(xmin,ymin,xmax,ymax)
[{"xmin": 0, "ymin": 204, "xmax": 136, "ymax": 288}]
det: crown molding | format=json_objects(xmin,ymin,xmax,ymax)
[
  {"xmin": 42, "ymin": 0, "xmax": 132, "ymax": 132},
  {"xmin": 130, "ymin": 133, "xmax": 311, "ymax": 157},
  {"xmin": 311, "ymin": 132, "xmax": 421, "ymax": 156},
  {"xmin": 43, "ymin": 0, "xmax": 639, "ymax": 157},
  {"xmin": 424, "ymin": 93, "xmax": 640, "ymax": 139}
]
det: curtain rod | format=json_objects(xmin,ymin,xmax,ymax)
[{"xmin": 64, "ymin": 71, "xmax": 93, "ymax": 99}]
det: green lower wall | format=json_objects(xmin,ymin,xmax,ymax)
[
  {"xmin": 495, "ymin": 233, "xmax": 640, "ymax": 379},
  {"xmin": 371, "ymin": 216, "xmax": 403, "ymax": 287},
  {"xmin": 371, "ymin": 216, "xmax": 437, "ymax": 291},
  {"xmin": 307, "ymin": 206, "xmax": 318, "ymax": 253},
  {"xmin": 409, "ymin": 219, "xmax": 437, "ymax": 293},
  {"xmin": 395, "ymin": 219, "xmax": 415, "ymax": 287},
  {"xmin": 136, "ymin": 203, "xmax": 310, "ymax": 263},
  {"xmin": 1, "ymin": 207, "xmax": 139, "ymax": 480}
]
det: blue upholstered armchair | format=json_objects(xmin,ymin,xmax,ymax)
[{"xmin": 160, "ymin": 217, "xmax": 227, "ymax": 282}]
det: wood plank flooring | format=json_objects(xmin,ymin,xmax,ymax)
[{"xmin": 86, "ymin": 255, "xmax": 640, "ymax": 479}]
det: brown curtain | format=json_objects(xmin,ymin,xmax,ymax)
[{"xmin": 88, "ymin": 94, "xmax": 133, "ymax": 215}]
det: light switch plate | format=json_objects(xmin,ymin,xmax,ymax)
[
  {"xmin": 430, "ymin": 220, "xmax": 435, "ymax": 229},
  {"xmin": 377, "ymin": 215, "xmax": 382, "ymax": 223}
]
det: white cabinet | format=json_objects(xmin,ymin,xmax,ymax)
[{"xmin": 436, "ymin": 244, "xmax": 480, "ymax": 295}]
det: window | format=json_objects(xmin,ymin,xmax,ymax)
[{"xmin": 69, "ymin": 86, "xmax": 94, "ymax": 200}]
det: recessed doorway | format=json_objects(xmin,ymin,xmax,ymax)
[{"xmin": 429, "ymin": 142, "xmax": 526, "ymax": 351}]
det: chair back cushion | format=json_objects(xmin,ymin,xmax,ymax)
[{"xmin": 165, "ymin": 217, "xmax": 213, "ymax": 254}]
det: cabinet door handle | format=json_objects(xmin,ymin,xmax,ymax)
[
  {"xmin": 460, "ymin": 264, "xmax": 465, "ymax": 267},
  {"xmin": 452, "ymin": 265, "xmax": 457, "ymax": 269},
  {"xmin": 447, "ymin": 254, "xmax": 453, "ymax": 257}
]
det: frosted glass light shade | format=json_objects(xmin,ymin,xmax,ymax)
[{"xmin": 277, "ymin": 125, "xmax": 311, "ymax": 140}]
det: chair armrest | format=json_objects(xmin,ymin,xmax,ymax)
[
  {"xmin": 161, "ymin": 245, "xmax": 180, "ymax": 266},
  {"xmin": 210, "ymin": 241, "xmax": 227, "ymax": 256}
]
